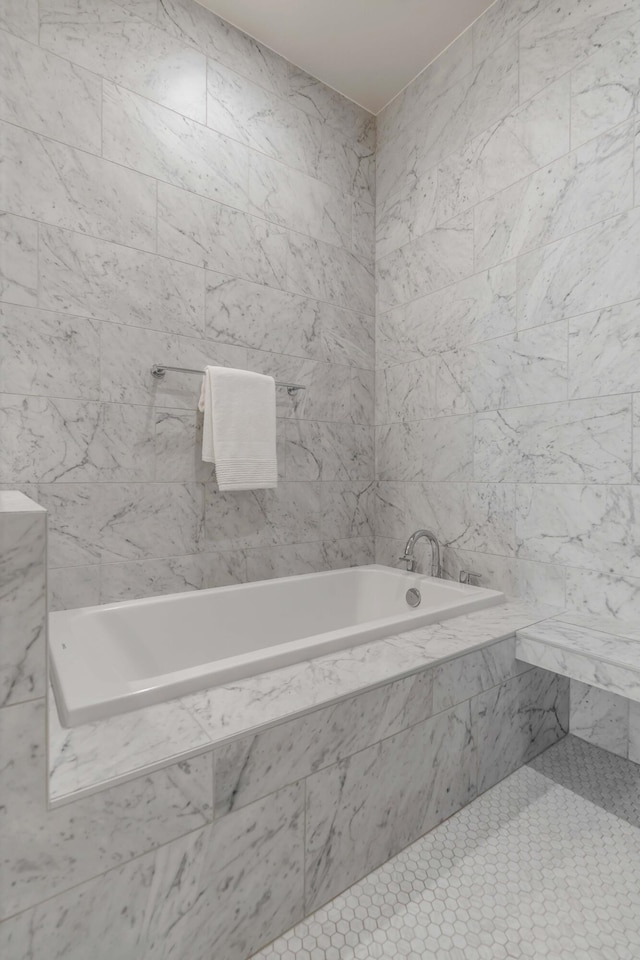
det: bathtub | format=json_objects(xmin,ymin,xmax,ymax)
[{"xmin": 49, "ymin": 564, "xmax": 504, "ymax": 726}]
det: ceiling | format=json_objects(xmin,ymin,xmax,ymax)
[{"xmin": 196, "ymin": 0, "xmax": 496, "ymax": 113}]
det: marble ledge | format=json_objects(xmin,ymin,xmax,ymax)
[
  {"xmin": 48, "ymin": 598, "xmax": 557, "ymax": 806},
  {"xmin": 0, "ymin": 490, "xmax": 46, "ymax": 514},
  {"xmin": 516, "ymin": 616, "xmax": 640, "ymax": 703}
]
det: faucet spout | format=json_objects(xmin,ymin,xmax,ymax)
[{"xmin": 401, "ymin": 529, "xmax": 442, "ymax": 578}]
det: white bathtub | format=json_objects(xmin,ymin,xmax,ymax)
[{"xmin": 49, "ymin": 564, "xmax": 504, "ymax": 726}]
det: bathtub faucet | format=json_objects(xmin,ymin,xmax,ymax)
[{"xmin": 399, "ymin": 530, "xmax": 442, "ymax": 578}]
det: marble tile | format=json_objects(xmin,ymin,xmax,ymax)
[
  {"xmin": 0, "ymin": 396, "xmax": 155, "ymax": 484},
  {"xmin": 431, "ymin": 637, "xmax": 525, "ymax": 713},
  {"xmin": 375, "ymin": 159, "xmax": 439, "ymax": 260},
  {"xmin": 0, "ymin": 29, "xmax": 101, "ymax": 152},
  {"xmin": 350, "ymin": 367, "xmax": 375, "ymax": 425},
  {"xmin": 245, "ymin": 350, "xmax": 352, "ymax": 423},
  {"xmin": 100, "ymin": 551, "xmax": 246, "ymax": 603},
  {"xmin": 474, "ymin": 396, "xmax": 632, "ymax": 483},
  {"xmin": 0, "ymin": 0, "xmax": 38, "ymax": 41},
  {"xmin": 39, "ymin": 0, "xmax": 207, "ymax": 121},
  {"xmin": 472, "ymin": 0, "xmax": 548, "ymax": 63},
  {"xmin": 48, "ymin": 564, "xmax": 101, "ymax": 611},
  {"xmin": 205, "ymin": 275, "xmax": 374, "ymax": 368},
  {"xmin": 157, "ymin": 0, "xmax": 290, "ymax": 94},
  {"xmin": 286, "ymin": 233, "xmax": 374, "ymax": 316},
  {"xmin": 475, "ymin": 668, "xmax": 569, "ymax": 793},
  {"xmin": 376, "ymin": 213, "xmax": 474, "ymax": 311},
  {"xmin": 304, "ymin": 701, "xmax": 476, "ymax": 912},
  {"xmin": 0, "ymin": 304, "xmax": 100, "ymax": 400},
  {"xmin": 634, "ymin": 394, "xmax": 640, "ymax": 482},
  {"xmin": 286, "ymin": 65, "xmax": 372, "ymax": 142},
  {"xmin": 351, "ymin": 199, "xmax": 374, "ymax": 263},
  {"xmin": 0, "ymin": 508, "xmax": 46, "ymax": 707},
  {"xmin": 629, "ymin": 701, "xmax": 640, "ymax": 763},
  {"xmin": 516, "ymin": 483, "xmax": 640, "ymax": 577},
  {"xmin": 0, "ymin": 212, "xmax": 38, "ymax": 306},
  {"xmin": 316, "ymin": 115, "xmax": 375, "ymax": 206},
  {"xmin": 565, "ymin": 568, "xmax": 640, "ymax": 623},
  {"xmin": 249, "ymin": 152, "xmax": 351, "ymax": 250},
  {"xmin": 374, "ymin": 481, "xmax": 408, "ymax": 541},
  {"xmin": 571, "ymin": 20, "xmax": 640, "ymax": 147},
  {"xmin": 568, "ymin": 300, "xmax": 640, "ymax": 399},
  {"xmin": 39, "ymin": 226, "xmax": 205, "ymax": 338},
  {"xmin": 206, "ymin": 60, "xmax": 320, "ymax": 178},
  {"xmin": 285, "ymin": 421, "xmax": 374, "ymax": 481},
  {"xmin": 38, "ymin": 482, "xmax": 204, "ymax": 566},
  {"xmin": 404, "ymin": 481, "xmax": 517, "ymax": 558},
  {"xmin": 1, "ymin": 122, "xmax": 157, "ymax": 251},
  {"xmin": 99, "ymin": 322, "xmax": 246, "ymax": 408},
  {"xmin": 519, "ymin": 0, "xmax": 640, "ymax": 102},
  {"xmin": 214, "ymin": 670, "xmax": 434, "ymax": 816},
  {"xmin": 102, "ymin": 81, "xmax": 248, "ymax": 210},
  {"xmin": 153, "ymin": 407, "xmax": 215, "ymax": 483},
  {"xmin": 1, "ymin": 699, "xmax": 213, "ymax": 918},
  {"xmin": 438, "ymin": 321, "xmax": 568, "ymax": 412},
  {"xmin": 376, "ymin": 417, "xmax": 473, "ymax": 483},
  {"xmin": 437, "ymin": 75, "xmax": 571, "ymax": 223},
  {"xmin": 475, "ymin": 120, "xmax": 634, "ymax": 270},
  {"xmin": 375, "ymin": 357, "xmax": 438, "ymax": 424},
  {"xmin": 570, "ymin": 679, "xmax": 629, "ymax": 757},
  {"xmin": 376, "ymin": 263, "xmax": 517, "ymax": 368},
  {"xmin": 440, "ymin": 547, "xmax": 567, "ymax": 609},
  {"xmin": 157, "ymin": 183, "xmax": 287, "ymax": 289},
  {"xmin": 517, "ymin": 207, "xmax": 640, "ymax": 328}
]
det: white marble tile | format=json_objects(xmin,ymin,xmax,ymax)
[
  {"xmin": 245, "ymin": 350, "xmax": 352, "ymax": 422},
  {"xmin": 432, "ymin": 637, "xmax": 525, "ymax": 713},
  {"xmin": 48, "ymin": 564, "xmax": 101, "ymax": 612},
  {"xmin": 351, "ymin": 199, "xmax": 374, "ymax": 263},
  {"xmin": 205, "ymin": 274, "xmax": 373, "ymax": 368},
  {"xmin": 156, "ymin": 0, "xmax": 290, "ymax": 95},
  {"xmin": 39, "ymin": 0, "xmax": 207, "ymax": 121},
  {"xmin": 157, "ymin": 182, "xmax": 287, "ymax": 289},
  {"xmin": 244, "ymin": 541, "xmax": 331, "ymax": 582},
  {"xmin": 475, "ymin": 396, "xmax": 632, "ymax": 483},
  {"xmin": 634, "ymin": 394, "xmax": 640, "ymax": 482},
  {"xmin": 350, "ymin": 367, "xmax": 375, "ymax": 425},
  {"xmin": 316, "ymin": 115, "xmax": 375, "ymax": 206},
  {"xmin": 99, "ymin": 551, "xmax": 246, "ymax": 603},
  {"xmin": 153, "ymin": 407, "xmax": 215, "ymax": 483},
  {"xmin": 376, "ymin": 263, "xmax": 516, "ymax": 367},
  {"xmin": 375, "ymin": 158, "xmax": 439, "ymax": 260},
  {"xmin": 570, "ymin": 679, "xmax": 629, "ymax": 757},
  {"xmin": 374, "ymin": 482, "xmax": 408, "ymax": 541},
  {"xmin": 206, "ymin": 60, "xmax": 320, "ymax": 178},
  {"xmin": 375, "ymin": 356, "xmax": 437, "ymax": 425},
  {"xmin": 286, "ymin": 64, "xmax": 372, "ymax": 142},
  {"xmin": 475, "ymin": 120, "xmax": 634, "ymax": 270},
  {"xmin": 376, "ymin": 213, "xmax": 474, "ymax": 311},
  {"xmin": 475, "ymin": 668, "xmax": 569, "ymax": 792},
  {"xmin": 99, "ymin": 322, "xmax": 246, "ymax": 408},
  {"xmin": 437, "ymin": 75, "xmax": 571, "ymax": 224},
  {"xmin": 39, "ymin": 226, "xmax": 205, "ymax": 337},
  {"xmin": 102, "ymin": 81, "xmax": 248, "ymax": 210},
  {"xmin": 286, "ymin": 233, "xmax": 374, "ymax": 316},
  {"xmin": 438, "ymin": 321, "xmax": 568, "ymax": 412},
  {"xmin": 1, "ymin": 699, "xmax": 213, "ymax": 918},
  {"xmin": 0, "ymin": 304, "xmax": 100, "ymax": 400},
  {"xmin": 440, "ymin": 547, "xmax": 567, "ymax": 609},
  {"xmin": 0, "ymin": 28, "xmax": 101, "ymax": 152},
  {"xmin": 304, "ymin": 700, "xmax": 477, "ymax": 911},
  {"xmin": 565, "ymin": 568, "xmax": 640, "ymax": 623},
  {"xmin": 629, "ymin": 701, "xmax": 640, "ymax": 763},
  {"xmin": 519, "ymin": 0, "xmax": 640, "ymax": 102},
  {"xmin": 571, "ymin": 19, "xmax": 640, "ymax": 147},
  {"xmin": 0, "ymin": 509, "xmax": 46, "ymax": 707},
  {"xmin": 1, "ymin": 122, "xmax": 157, "ymax": 251},
  {"xmin": 472, "ymin": 0, "xmax": 549, "ymax": 64},
  {"xmin": 0, "ymin": 0, "xmax": 38, "ymax": 41},
  {"xmin": 517, "ymin": 207, "xmax": 640, "ymax": 328},
  {"xmin": 0, "ymin": 396, "xmax": 156, "ymax": 484},
  {"xmin": 516, "ymin": 483, "xmax": 640, "ymax": 577},
  {"xmin": 0, "ymin": 212, "xmax": 38, "ymax": 307},
  {"xmin": 285, "ymin": 421, "xmax": 374, "ymax": 482},
  {"xmin": 214, "ymin": 670, "xmax": 434, "ymax": 816},
  {"xmin": 376, "ymin": 417, "xmax": 473, "ymax": 483},
  {"xmin": 248, "ymin": 152, "xmax": 351, "ymax": 249},
  {"xmin": 568, "ymin": 300, "xmax": 640, "ymax": 399}
]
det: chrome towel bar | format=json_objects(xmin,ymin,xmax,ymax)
[{"xmin": 150, "ymin": 364, "xmax": 305, "ymax": 396}]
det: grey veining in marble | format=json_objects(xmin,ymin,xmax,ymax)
[
  {"xmin": 568, "ymin": 300, "xmax": 640, "ymax": 399},
  {"xmin": 566, "ymin": 568, "xmax": 640, "ymax": 624},
  {"xmin": 0, "ymin": 0, "xmax": 38, "ymax": 41},
  {"xmin": 286, "ymin": 233, "xmax": 374, "ymax": 316},
  {"xmin": 629, "ymin": 701, "xmax": 640, "ymax": 763},
  {"xmin": 285, "ymin": 421, "xmax": 374, "ymax": 482},
  {"xmin": 0, "ymin": 213, "xmax": 38, "ymax": 307},
  {"xmin": 570, "ymin": 679, "xmax": 630, "ymax": 758},
  {"xmin": 376, "ymin": 417, "xmax": 473, "ymax": 482},
  {"xmin": 48, "ymin": 564, "xmax": 101, "ymax": 612},
  {"xmin": 516, "ymin": 634, "xmax": 640, "ymax": 702}
]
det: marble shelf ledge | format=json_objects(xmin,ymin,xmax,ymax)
[
  {"xmin": 516, "ymin": 616, "xmax": 640, "ymax": 703},
  {"xmin": 48, "ymin": 598, "xmax": 558, "ymax": 807}
]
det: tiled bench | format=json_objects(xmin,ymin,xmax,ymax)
[{"xmin": 516, "ymin": 617, "xmax": 640, "ymax": 703}]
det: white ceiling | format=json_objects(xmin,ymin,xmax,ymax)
[{"xmin": 197, "ymin": 0, "xmax": 496, "ymax": 113}]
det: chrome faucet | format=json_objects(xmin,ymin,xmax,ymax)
[{"xmin": 399, "ymin": 529, "xmax": 442, "ymax": 578}]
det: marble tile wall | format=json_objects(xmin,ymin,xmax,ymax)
[
  {"xmin": 0, "ymin": 494, "xmax": 568, "ymax": 957},
  {"xmin": 569, "ymin": 679, "xmax": 640, "ymax": 763},
  {"xmin": 0, "ymin": 0, "xmax": 376, "ymax": 610},
  {"xmin": 375, "ymin": 0, "xmax": 640, "ymax": 622}
]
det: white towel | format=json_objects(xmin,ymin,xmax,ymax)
[{"xmin": 198, "ymin": 366, "xmax": 277, "ymax": 491}]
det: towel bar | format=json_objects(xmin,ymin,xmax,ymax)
[{"xmin": 150, "ymin": 364, "xmax": 305, "ymax": 396}]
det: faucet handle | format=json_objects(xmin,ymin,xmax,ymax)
[{"xmin": 459, "ymin": 570, "xmax": 482, "ymax": 585}]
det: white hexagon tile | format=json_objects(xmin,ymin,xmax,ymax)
[{"xmin": 253, "ymin": 737, "xmax": 640, "ymax": 960}]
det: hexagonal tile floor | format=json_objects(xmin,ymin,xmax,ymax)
[{"xmin": 252, "ymin": 736, "xmax": 640, "ymax": 960}]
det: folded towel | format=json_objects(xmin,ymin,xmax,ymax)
[{"xmin": 198, "ymin": 366, "xmax": 277, "ymax": 491}]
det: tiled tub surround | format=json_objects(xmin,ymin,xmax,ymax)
[
  {"xmin": 374, "ymin": 0, "xmax": 640, "ymax": 624},
  {"xmin": 0, "ymin": 0, "xmax": 376, "ymax": 611},
  {"xmin": 1, "ymin": 524, "xmax": 568, "ymax": 960}
]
